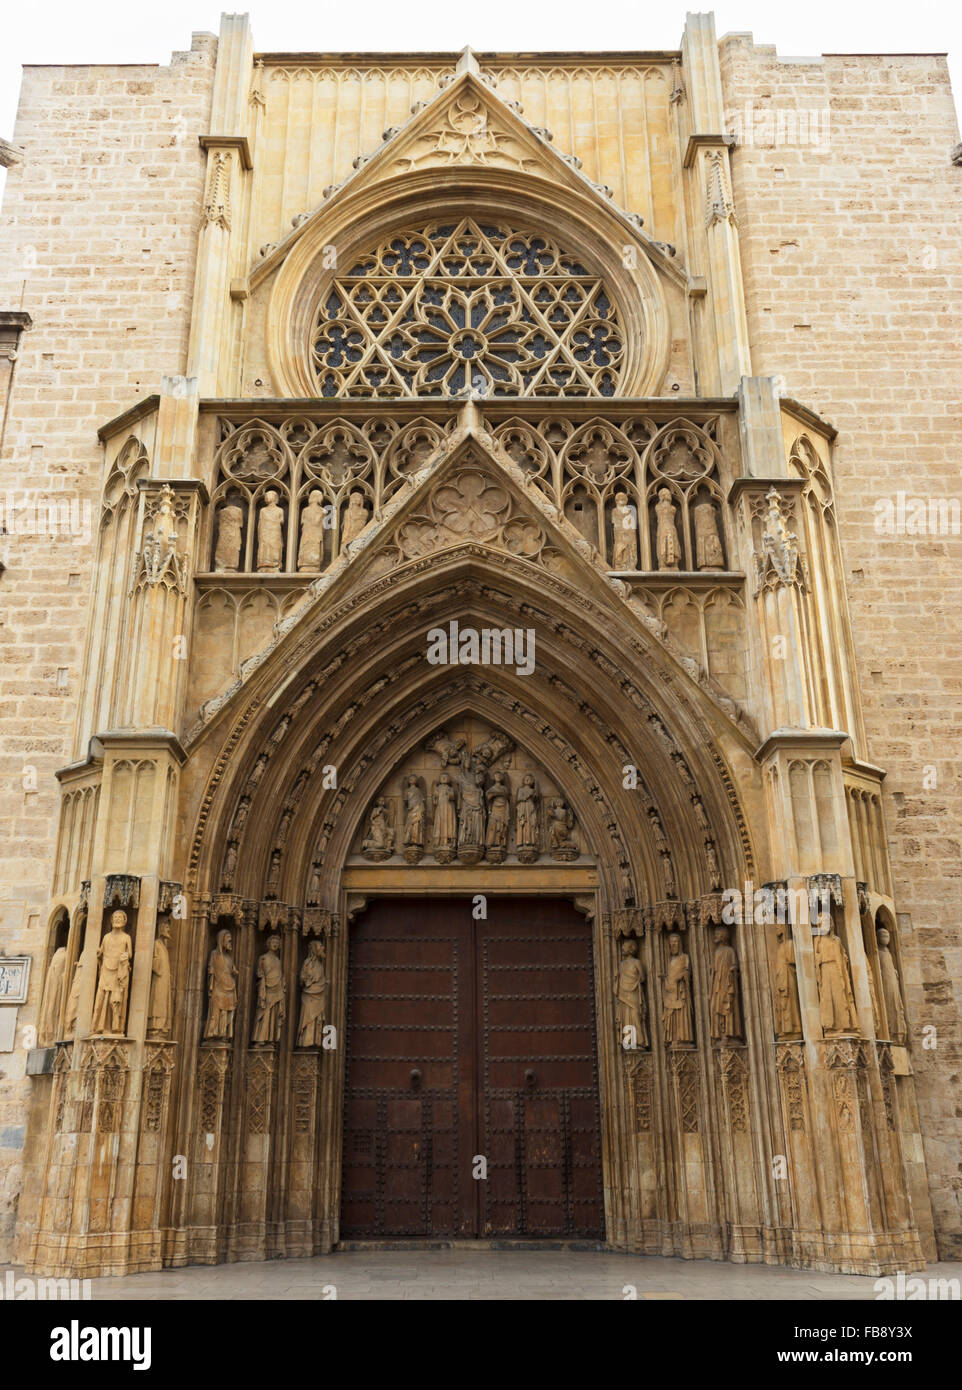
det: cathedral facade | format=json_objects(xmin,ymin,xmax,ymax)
[{"xmin": 0, "ymin": 13, "xmax": 960, "ymax": 1278}]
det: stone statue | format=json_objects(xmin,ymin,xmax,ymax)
[
  {"xmin": 693, "ymin": 497, "xmax": 724, "ymax": 569},
  {"xmin": 662, "ymin": 931, "xmax": 694, "ymax": 1045},
  {"xmin": 458, "ymin": 771, "xmax": 486, "ymax": 852},
  {"xmin": 151, "ymin": 484, "xmax": 178, "ymax": 554},
  {"xmin": 615, "ymin": 938, "xmax": 648, "ymax": 1051},
  {"xmin": 774, "ymin": 920, "xmax": 801, "ymax": 1038},
  {"xmin": 147, "ymin": 917, "xmax": 173, "ymax": 1039},
  {"xmin": 38, "ymin": 945, "xmax": 68, "ymax": 1045},
  {"xmin": 515, "ymin": 773, "xmax": 539, "ymax": 857},
  {"xmin": 814, "ymin": 925, "xmax": 859, "ymax": 1035},
  {"xmin": 547, "ymin": 798, "xmax": 577, "ymax": 860},
  {"xmin": 256, "ymin": 489, "xmax": 285, "ymax": 571},
  {"xmin": 214, "ymin": 500, "xmax": 244, "ymax": 572},
  {"xmin": 91, "ymin": 910, "xmax": 133, "ymax": 1036},
  {"xmin": 361, "ymin": 797, "xmax": 394, "ymax": 858},
  {"xmin": 877, "ymin": 926, "xmax": 908, "ymax": 1043},
  {"xmin": 485, "ymin": 771, "xmax": 511, "ymax": 859},
  {"xmin": 340, "ymin": 491, "xmax": 370, "ymax": 550},
  {"xmin": 432, "ymin": 772, "xmax": 458, "ymax": 858},
  {"xmin": 221, "ymin": 842, "xmax": 238, "ymax": 891},
  {"xmin": 403, "ymin": 776, "xmax": 426, "ymax": 853},
  {"xmin": 204, "ymin": 928, "xmax": 238, "ymax": 1041},
  {"xmin": 297, "ymin": 489, "xmax": 327, "ymax": 571},
  {"xmin": 611, "ymin": 490, "xmax": 638, "ymax": 570},
  {"xmin": 709, "ymin": 925, "xmax": 743, "ymax": 1041},
  {"xmin": 64, "ymin": 946, "xmax": 90, "ymax": 1038},
  {"xmin": 655, "ymin": 487, "xmax": 681, "ymax": 570},
  {"xmin": 252, "ymin": 934, "xmax": 286, "ymax": 1044},
  {"xmin": 297, "ymin": 938, "xmax": 328, "ymax": 1047}
]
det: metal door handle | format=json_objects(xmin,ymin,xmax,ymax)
[
  {"xmin": 410, "ymin": 1067, "xmax": 422, "ymax": 1089},
  {"xmin": 525, "ymin": 1068, "xmax": 537, "ymax": 1087}
]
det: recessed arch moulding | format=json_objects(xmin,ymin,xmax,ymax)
[{"xmin": 250, "ymin": 170, "xmax": 687, "ymax": 401}]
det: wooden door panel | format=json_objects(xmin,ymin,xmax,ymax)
[{"xmin": 341, "ymin": 896, "xmax": 604, "ymax": 1241}]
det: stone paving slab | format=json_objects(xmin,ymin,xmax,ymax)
[{"xmin": 7, "ymin": 1252, "xmax": 962, "ymax": 1301}]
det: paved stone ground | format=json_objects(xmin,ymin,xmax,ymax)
[{"xmin": 9, "ymin": 1252, "xmax": 962, "ymax": 1300}]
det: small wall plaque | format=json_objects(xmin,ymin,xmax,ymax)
[{"xmin": 0, "ymin": 956, "xmax": 30, "ymax": 1004}]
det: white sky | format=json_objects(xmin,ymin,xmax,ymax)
[{"xmin": 1, "ymin": 1, "xmax": 959, "ymax": 157}]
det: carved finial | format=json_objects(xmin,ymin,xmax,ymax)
[{"xmin": 456, "ymin": 46, "xmax": 481, "ymax": 76}]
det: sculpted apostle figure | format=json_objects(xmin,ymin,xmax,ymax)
[
  {"xmin": 91, "ymin": 910, "xmax": 133, "ymax": 1035},
  {"xmin": 693, "ymin": 497, "xmax": 724, "ymax": 569},
  {"xmin": 256, "ymin": 489, "xmax": 285, "ymax": 571},
  {"xmin": 773, "ymin": 920, "xmax": 801, "ymax": 1038},
  {"xmin": 877, "ymin": 926, "xmax": 908, "ymax": 1043},
  {"xmin": 204, "ymin": 928, "xmax": 238, "ymax": 1041},
  {"xmin": 611, "ymin": 491, "xmax": 639, "ymax": 570},
  {"xmin": 814, "ymin": 924, "xmax": 859, "ymax": 1035},
  {"xmin": 38, "ymin": 945, "xmax": 68, "ymax": 1045},
  {"xmin": 297, "ymin": 489, "xmax": 327, "ymax": 571},
  {"xmin": 709, "ymin": 925, "xmax": 743, "ymax": 1041},
  {"xmin": 403, "ymin": 775, "xmax": 426, "ymax": 850},
  {"xmin": 340, "ymin": 492, "xmax": 370, "ymax": 551},
  {"xmin": 458, "ymin": 771, "xmax": 486, "ymax": 850},
  {"xmin": 148, "ymin": 917, "xmax": 173, "ymax": 1040},
  {"xmin": 64, "ymin": 946, "xmax": 90, "ymax": 1038},
  {"xmin": 485, "ymin": 771, "xmax": 511, "ymax": 852},
  {"xmin": 662, "ymin": 931, "xmax": 694, "ymax": 1045},
  {"xmin": 214, "ymin": 499, "xmax": 244, "ymax": 572},
  {"xmin": 432, "ymin": 773, "xmax": 458, "ymax": 852},
  {"xmin": 252, "ymin": 934, "xmax": 286, "ymax": 1044},
  {"xmin": 615, "ymin": 938, "xmax": 649, "ymax": 1051},
  {"xmin": 515, "ymin": 773, "xmax": 539, "ymax": 850},
  {"xmin": 655, "ymin": 488, "xmax": 681, "ymax": 570},
  {"xmin": 362, "ymin": 797, "xmax": 395, "ymax": 854},
  {"xmin": 297, "ymin": 939, "xmax": 328, "ymax": 1047}
]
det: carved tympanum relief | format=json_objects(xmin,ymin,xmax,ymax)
[{"xmin": 350, "ymin": 719, "xmax": 583, "ymax": 867}]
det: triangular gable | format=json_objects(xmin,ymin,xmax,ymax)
[{"xmin": 249, "ymin": 68, "xmax": 684, "ymax": 290}]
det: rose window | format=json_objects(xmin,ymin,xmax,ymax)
[{"xmin": 311, "ymin": 220, "xmax": 624, "ymax": 399}]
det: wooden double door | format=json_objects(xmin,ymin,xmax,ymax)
[{"xmin": 341, "ymin": 896, "xmax": 605, "ymax": 1241}]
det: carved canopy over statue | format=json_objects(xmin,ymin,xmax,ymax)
[{"xmin": 353, "ymin": 721, "xmax": 583, "ymax": 868}]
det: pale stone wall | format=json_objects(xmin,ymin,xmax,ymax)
[
  {"xmin": 0, "ymin": 34, "xmax": 216, "ymax": 1258},
  {"xmin": 719, "ymin": 35, "xmax": 962, "ymax": 1256}
]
